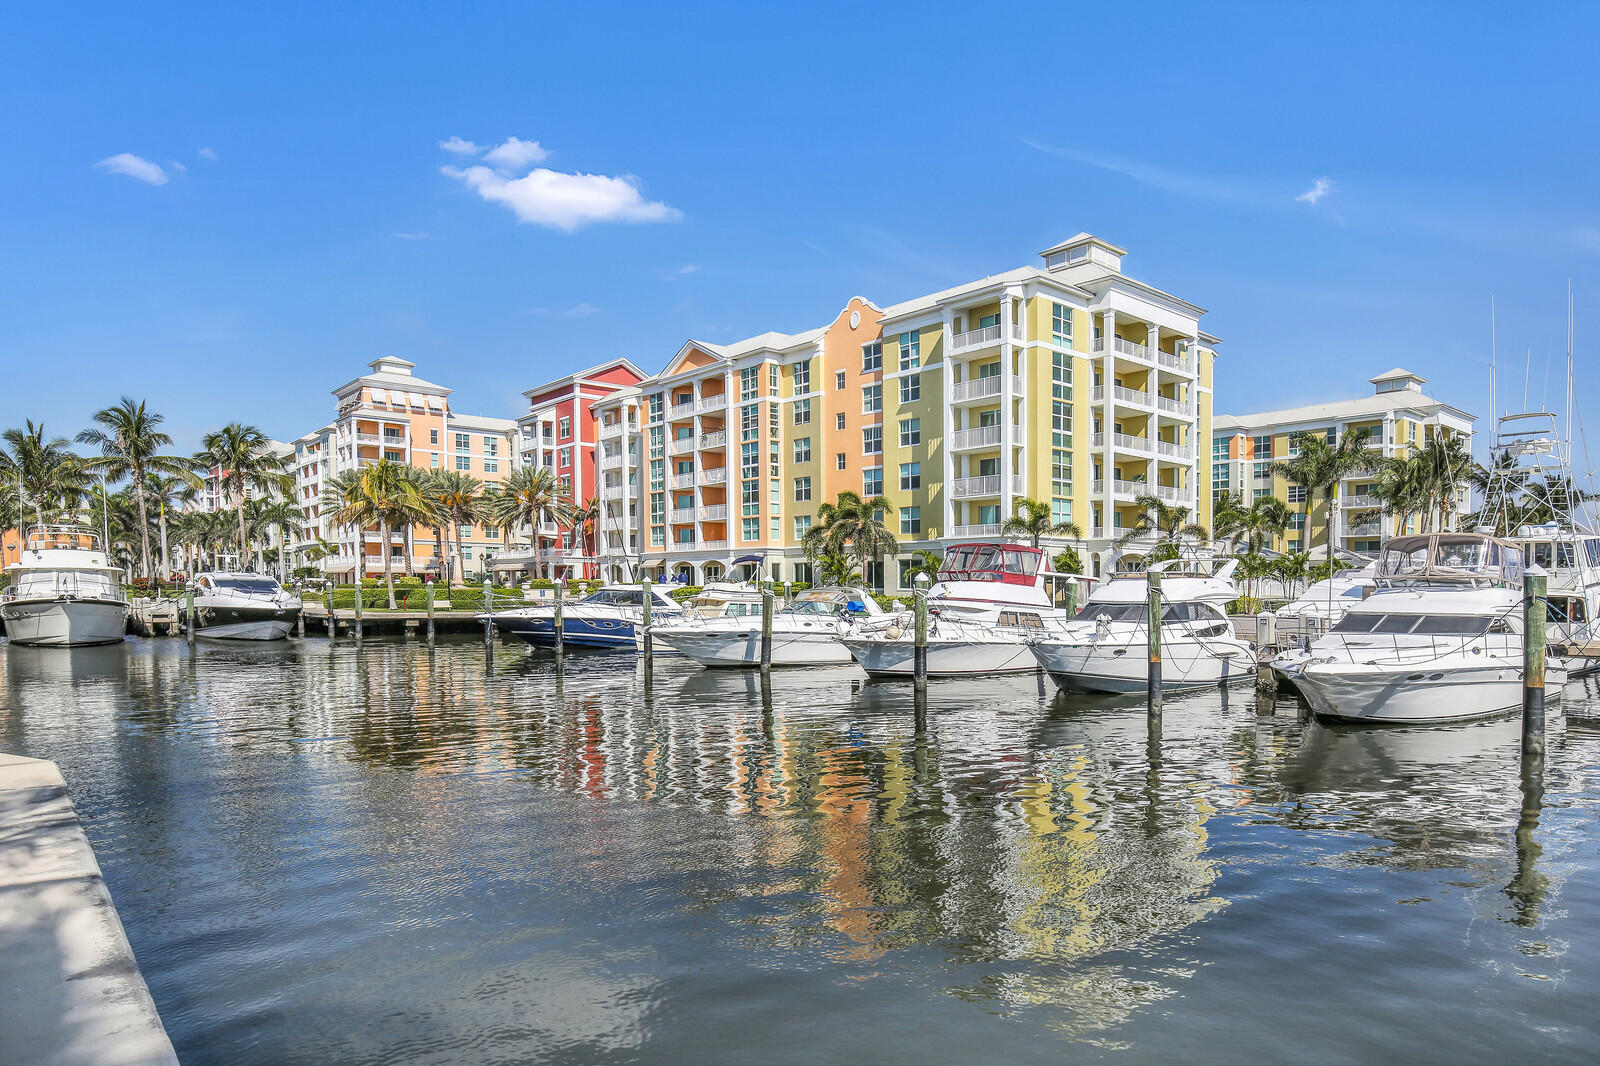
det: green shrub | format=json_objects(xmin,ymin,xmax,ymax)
[{"xmin": 1227, "ymin": 595, "xmax": 1263, "ymax": 616}]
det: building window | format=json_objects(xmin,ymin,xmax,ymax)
[
  {"xmin": 484, "ymin": 438, "xmax": 498, "ymax": 456},
  {"xmin": 792, "ymin": 360, "xmax": 811, "ymax": 393},
  {"xmin": 483, "ymin": 459, "xmax": 499, "ymax": 474},
  {"xmin": 899, "ymin": 417, "xmax": 921, "ymax": 447},
  {"xmin": 429, "ymin": 429, "xmax": 439, "ymax": 445},
  {"xmin": 455, "ymin": 455, "xmax": 470, "ymax": 471},
  {"xmin": 1052, "ymin": 449, "xmax": 1072, "ymax": 502},
  {"xmin": 769, "ymin": 364, "xmax": 779, "ymax": 395},
  {"xmin": 835, "ymin": 370, "xmax": 846, "ymax": 391},
  {"xmin": 742, "ymin": 517, "xmax": 760, "ymax": 541},
  {"xmin": 648, "ymin": 393, "xmax": 663, "ymax": 422},
  {"xmin": 559, "ymin": 447, "xmax": 572, "ymax": 467},
  {"xmin": 793, "ymin": 437, "xmax": 811, "ymax": 464},
  {"xmin": 863, "ymin": 467, "xmax": 883, "ymax": 496},
  {"xmin": 1288, "ymin": 485, "xmax": 1307, "ymax": 504},
  {"xmin": 836, "ymin": 452, "xmax": 847, "ymax": 471},
  {"xmin": 899, "ymin": 462, "xmax": 921, "ymax": 490},
  {"xmin": 862, "ymin": 426, "xmax": 882, "ymax": 454},
  {"xmin": 1213, "ymin": 435, "xmax": 1231, "ymax": 461},
  {"xmin": 900, "ymin": 506, "xmax": 921, "ymax": 535},
  {"xmin": 741, "ymin": 442, "xmax": 760, "ymax": 478},
  {"xmin": 741, "ymin": 403, "xmax": 759, "ymax": 441},
  {"xmin": 794, "ymin": 476, "xmax": 812, "ymax": 502},
  {"xmin": 462, "ymin": 546, "xmax": 472, "ymax": 560},
  {"xmin": 794, "ymin": 515, "xmax": 812, "ymax": 540},
  {"xmin": 835, "ymin": 412, "xmax": 846, "ymax": 430},
  {"xmin": 899, "ymin": 330, "xmax": 920, "ymax": 370},
  {"xmin": 455, "ymin": 432, "xmax": 471, "ymax": 451},
  {"xmin": 899, "ymin": 375, "xmax": 921, "ymax": 404},
  {"xmin": 862, "ymin": 341, "xmax": 882, "ymax": 372},
  {"xmin": 1251, "ymin": 434, "xmax": 1272, "ymax": 459},
  {"xmin": 458, "ymin": 524, "xmax": 473, "ymax": 540},
  {"xmin": 384, "ymin": 450, "xmax": 404, "ymax": 462},
  {"xmin": 558, "ymin": 418, "xmax": 571, "ymax": 440},
  {"xmin": 978, "ymin": 504, "xmax": 1000, "ymax": 526},
  {"xmin": 485, "ymin": 526, "xmax": 499, "ymax": 539},
  {"xmin": 1052, "ymin": 401, "xmax": 1072, "ymax": 447},
  {"xmin": 1052, "ymin": 302, "xmax": 1074, "ymax": 346},
  {"xmin": 794, "ymin": 398, "xmax": 812, "ymax": 425},
  {"xmin": 1051, "ymin": 498, "xmax": 1072, "ymax": 526},
  {"xmin": 862, "ymin": 384, "xmax": 882, "ymax": 413},
  {"xmin": 430, "ymin": 453, "xmax": 440, "ymax": 468},
  {"xmin": 1253, "ymin": 461, "xmax": 1271, "ymax": 481}
]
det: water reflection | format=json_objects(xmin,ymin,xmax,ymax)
[{"xmin": 2, "ymin": 637, "xmax": 1598, "ymax": 1064}]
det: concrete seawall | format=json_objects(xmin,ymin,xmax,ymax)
[{"xmin": 0, "ymin": 753, "xmax": 178, "ymax": 1066}]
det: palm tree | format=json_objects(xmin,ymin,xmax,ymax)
[
  {"xmin": 902, "ymin": 548, "xmax": 943, "ymax": 587},
  {"xmin": 1115, "ymin": 494, "xmax": 1208, "ymax": 562},
  {"xmin": 322, "ymin": 460, "xmax": 429, "ymax": 608},
  {"xmin": 801, "ymin": 491, "xmax": 897, "ymax": 587},
  {"xmin": 482, "ymin": 466, "xmax": 574, "ymax": 580},
  {"xmin": 424, "ymin": 471, "xmax": 490, "ymax": 585},
  {"xmin": 1240, "ymin": 495, "xmax": 1293, "ymax": 557},
  {"xmin": 1001, "ymin": 497, "xmax": 1084, "ymax": 550},
  {"xmin": 569, "ymin": 496, "xmax": 600, "ymax": 561},
  {"xmin": 197, "ymin": 424, "xmax": 291, "ymax": 559},
  {"xmin": 247, "ymin": 497, "xmax": 302, "ymax": 580},
  {"xmin": 1210, "ymin": 490, "xmax": 1251, "ymax": 554},
  {"xmin": 815, "ymin": 547, "xmax": 863, "ymax": 586},
  {"xmin": 143, "ymin": 472, "xmax": 189, "ymax": 579},
  {"xmin": 1271, "ymin": 550, "xmax": 1312, "ymax": 599},
  {"xmin": 75, "ymin": 398, "xmax": 197, "ymax": 580},
  {"xmin": 1271, "ymin": 429, "xmax": 1377, "ymax": 588},
  {"xmin": 1, "ymin": 421, "xmax": 88, "ymax": 527}
]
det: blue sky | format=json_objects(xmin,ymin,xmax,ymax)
[{"xmin": 4, "ymin": 1, "xmax": 1599, "ymax": 462}]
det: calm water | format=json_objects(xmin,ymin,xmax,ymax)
[{"xmin": 3, "ymin": 636, "xmax": 1600, "ymax": 1064}]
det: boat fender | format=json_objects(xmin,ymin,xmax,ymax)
[{"xmin": 886, "ymin": 625, "xmax": 902, "ymax": 640}]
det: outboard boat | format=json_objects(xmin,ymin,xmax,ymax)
[{"xmin": 654, "ymin": 586, "xmax": 882, "ymax": 667}]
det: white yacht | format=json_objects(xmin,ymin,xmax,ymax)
[
  {"xmin": 1030, "ymin": 560, "xmax": 1255, "ymax": 693},
  {"xmin": 654, "ymin": 586, "xmax": 883, "ymax": 667},
  {"xmin": 1, "ymin": 526, "xmax": 129, "ymax": 647},
  {"xmin": 839, "ymin": 542, "xmax": 1067, "ymax": 678},
  {"xmin": 639, "ymin": 582, "xmax": 763, "ymax": 653},
  {"xmin": 490, "ymin": 584, "xmax": 683, "ymax": 649},
  {"xmin": 1266, "ymin": 564, "xmax": 1377, "ymax": 687},
  {"xmin": 1290, "ymin": 533, "xmax": 1566, "ymax": 725},
  {"xmin": 190, "ymin": 572, "xmax": 303, "ymax": 640}
]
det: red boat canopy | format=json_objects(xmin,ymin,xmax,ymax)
[{"xmin": 937, "ymin": 542, "xmax": 1042, "ymax": 586}]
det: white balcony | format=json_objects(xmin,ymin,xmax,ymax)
[
  {"xmin": 701, "ymin": 539, "xmax": 730, "ymax": 550},
  {"xmin": 1152, "ymin": 483, "xmax": 1186, "ymax": 503},
  {"xmin": 1347, "ymin": 522, "xmax": 1382, "ymax": 537},
  {"xmin": 1341, "ymin": 495, "xmax": 1380, "ymax": 509},
  {"xmin": 1091, "ymin": 384, "xmax": 1153, "ymax": 408},
  {"xmin": 949, "ymin": 321, "xmax": 1023, "ymax": 355},
  {"xmin": 950, "ymin": 375, "xmax": 1025, "ymax": 403},
  {"xmin": 355, "ymin": 433, "xmax": 382, "ymax": 446},
  {"xmin": 950, "ymin": 474, "xmax": 1025, "ymax": 499},
  {"xmin": 1092, "ymin": 337, "xmax": 1196, "ymax": 376},
  {"xmin": 1092, "ymin": 478, "xmax": 1144, "ymax": 501},
  {"xmin": 697, "ymin": 394, "xmax": 727, "ymax": 414},
  {"xmin": 669, "ymin": 507, "xmax": 696, "ymax": 524},
  {"xmin": 601, "ymin": 453, "xmax": 624, "ymax": 470},
  {"xmin": 698, "ymin": 467, "xmax": 728, "ymax": 487},
  {"xmin": 699, "ymin": 429, "xmax": 727, "ymax": 449},
  {"xmin": 1092, "ymin": 431, "xmax": 1151, "ymax": 456},
  {"xmin": 599, "ymin": 421, "xmax": 626, "ymax": 440},
  {"xmin": 1156, "ymin": 348, "xmax": 1195, "ymax": 374},
  {"xmin": 669, "ymin": 401, "xmax": 696, "ymax": 420},
  {"xmin": 1154, "ymin": 439, "xmax": 1194, "ymax": 461},
  {"xmin": 667, "ymin": 437, "xmax": 695, "ymax": 456},
  {"xmin": 950, "ymin": 523, "xmax": 1003, "ymax": 537},
  {"xmin": 700, "ymin": 504, "xmax": 729, "ymax": 521},
  {"xmin": 670, "ymin": 473, "xmax": 696, "ymax": 490},
  {"xmin": 1156, "ymin": 393, "xmax": 1193, "ymax": 417},
  {"xmin": 951, "ymin": 425, "xmax": 1003, "ymax": 450}
]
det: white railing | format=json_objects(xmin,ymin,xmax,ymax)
[
  {"xmin": 697, "ymin": 394, "xmax": 727, "ymax": 414},
  {"xmin": 698, "ymin": 467, "xmax": 728, "ymax": 486},
  {"xmin": 667, "ymin": 437, "xmax": 694, "ymax": 456},
  {"xmin": 1092, "ymin": 478, "xmax": 1145, "ymax": 500},
  {"xmin": 1089, "ymin": 527, "xmax": 1109, "ymax": 540},
  {"xmin": 669, "ymin": 507, "xmax": 695, "ymax": 524},
  {"xmin": 699, "ymin": 430, "xmax": 727, "ymax": 449},
  {"xmin": 951, "ymin": 523, "xmax": 1002, "ymax": 537},
  {"xmin": 1155, "ymin": 439, "xmax": 1193, "ymax": 461},
  {"xmin": 950, "ymin": 375, "xmax": 1024, "ymax": 402},
  {"xmin": 1341, "ymin": 495, "xmax": 1380, "ymax": 509},
  {"xmin": 1156, "ymin": 393, "xmax": 1192, "ymax": 415},
  {"xmin": 951, "ymin": 425, "xmax": 1003, "ymax": 450},
  {"xmin": 599, "ymin": 421, "xmax": 625, "ymax": 439},
  {"xmin": 1091, "ymin": 384, "xmax": 1155, "ymax": 407},
  {"xmin": 1347, "ymin": 523, "xmax": 1381, "ymax": 537},
  {"xmin": 700, "ymin": 539, "xmax": 729, "ymax": 550},
  {"xmin": 356, "ymin": 433, "xmax": 381, "ymax": 445},
  {"xmin": 949, "ymin": 321, "xmax": 1022, "ymax": 354},
  {"xmin": 669, "ymin": 472, "xmax": 695, "ymax": 489},
  {"xmin": 700, "ymin": 504, "xmax": 728, "ymax": 521},
  {"xmin": 1157, "ymin": 348, "xmax": 1195, "ymax": 374},
  {"xmin": 601, "ymin": 453, "xmax": 624, "ymax": 470},
  {"xmin": 1153, "ymin": 484, "xmax": 1185, "ymax": 503},
  {"xmin": 670, "ymin": 401, "xmax": 696, "ymax": 419},
  {"xmin": 950, "ymin": 474, "xmax": 1026, "ymax": 499}
]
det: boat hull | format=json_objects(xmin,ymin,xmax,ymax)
[
  {"xmin": 655, "ymin": 627, "xmax": 853, "ymax": 667},
  {"xmin": 1033, "ymin": 639, "xmax": 1253, "ymax": 694},
  {"xmin": 839, "ymin": 637, "xmax": 1037, "ymax": 678},
  {"xmin": 494, "ymin": 613, "xmax": 640, "ymax": 649},
  {"xmin": 1, "ymin": 598, "xmax": 129, "ymax": 647},
  {"xmin": 194, "ymin": 604, "xmax": 300, "ymax": 641},
  {"xmin": 1296, "ymin": 661, "xmax": 1567, "ymax": 725}
]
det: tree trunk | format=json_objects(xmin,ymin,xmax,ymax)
[
  {"xmin": 453, "ymin": 519, "xmax": 467, "ymax": 588},
  {"xmin": 158, "ymin": 504, "xmax": 170, "ymax": 579},
  {"xmin": 134, "ymin": 469, "xmax": 154, "ymax": 580},
  {"xmin": 381, "ymin": 521, "xmax": 397, "ymax": 609},
  {"xmin": 236, "ymin": 495, "xmax": 248, "ymax": 563}
]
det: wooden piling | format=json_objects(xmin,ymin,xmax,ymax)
[
  {"xmin": 482, "ymin": 576, "xmax": 494, "ymax": 643},
  {"xmin": 553, "ymin": 581, "xmax": 564, "ymax": 657},
  {"xmin": 184, "ymin": 587, "xmax": 195, "ymax": 646},
  {"xmin": 1147, "ymin": 569, "xmax": 1163, "ymax": 716},
  {"xmin": 353, "ymin": 583, "xmax": 364, "ymax": 641},
  {"xmin": 1523, "ymin": 567, "xmax": 1548, "ymax": 757},
  {"xmin": 760, "ymin": 585, "xmax": 774, "ymax": 673},
  {"xmin": 425, "ymin": 581, "xmax": 435, "ymax": 642},
  {"xmin": 325, "ymin": 587, "xmax": 335, "ymax": 641},
  {"xmin": 640, "ymin": 578, "xmax": 654, "ymax": 667},
  {"xmin": 913, "ymin": 574, "xmax": 929, "ymax": 690}
]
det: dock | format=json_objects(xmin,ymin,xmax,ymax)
[
  {"xmin": 0, "ymin": 754, "xmax": 179, "ymax": 1066},
  {"xmin": 301, "ymin": 603, "xmax": 493, "ymax": 636}
]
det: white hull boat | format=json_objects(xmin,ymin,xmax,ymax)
[
  {"xmin": 190, "ymin": 573, "xmax": 303, "ymax": 641},
  {"xmin": 1033, "ymin": 636, "xmax": 1253, "ymax": 693},
  {"xmin": 2, "ymin": 527, "xmax": 129, "ymax": 647},
  {"xmin": 656, "ymin": 587, "xmax": 880, "ymax": 668},
  {"xmin": 1, "ymin": 598, "xmax": 128, "ymax": 647},
  {"xmin": 1296, "ymin": 659, "xmax": 1567, "ymax": 725},
  {"xmin": 841, "ymin": 633, "xmax": 1038, "ymax": 677}
]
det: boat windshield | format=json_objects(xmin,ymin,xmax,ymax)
[
  {"xmin": 214, "ymin": 577, "xmax": 281, "ymax": 595},
  {"xmin": 1331, "ymin": 613, "xmax": 1495, "ymax": 636},
  {"xmin": 938, "ymin": 542, "xmax": 1042, "ymax": 584},
  {"xmin": 1075, "ymin": 602, "xmax": 1227, "ymax": 624}
]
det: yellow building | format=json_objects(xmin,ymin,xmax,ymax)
[
  {"xmin": 1213, "ymin": 368, "xmax": 1475, "ymax": 555},
  {"xmin": 590, "ymin": 234, "xmax": 1218, "ymax": 591}
]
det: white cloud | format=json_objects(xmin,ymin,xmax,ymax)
[
  {"xmin": 169, "ymin": 160, "xmax": 188, "ymax": 173},
  {"xmin": 198, "ymin": 146, "xmax": 217, "ymax": 161},
  {"xmin": 483, "ymin": 136, "xmax": 548, "ymax": 172},
  {"xmin": 1023, "ymin": 138, "xmax": 1255, "ymax": 203},
  {"xmin": 658, "ymin": 263, "xmax": 699, "ymax": 280},
  {"xmin": 443, "ymin": 164, "xmax": 680, "ymax": 231},
  {"xmin": 438, "ymin": 136, "xmax": 482, "ymax": 155},
  {"xmin": 392, "ymin": 232, "xmax": 431, "ymax": 240},
  {"xmin": 1297, "ymin": 177, "xmax": 1333, "ymax": 205},
  {"xmin": 94, "ymin": 153, "xmax": 169, "ymax": 185}
]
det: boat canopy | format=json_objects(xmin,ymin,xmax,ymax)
[
  {"xmin": 22, "ymin": 525, "xmax": 102, "ymax": 552},
  {"xmin": 1376, "ymin": 534, "xmax": 1525, "ymax": 587},
  {"xmin": 937, "ymin": 543, "xmax": 1043, "ymax": 586}
]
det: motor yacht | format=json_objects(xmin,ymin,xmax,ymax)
[
  {"xmin": 189, "ymin": 572, "xmax": 303, "ymax": 640},
  {"xmin": 1266, "ymin": 564, "xmax": 1377, "ymax": 688},
  {"xmin": 1030, "ymin": 560, "xmax": 1254, "ymax": 693},
  {"xmin": 1, "ymin": 526, "xmax": 129, "ymax": 647},
  {"xmin": 490, "ymin": 584, "xmax": 683, "ymax": 649},
  {"xmin": 838, "ymin": 542, "xmax": 1068, "ymax": 678},
  {"xmin": 1290, "ymin": 533, "xmax": 1566, "ymax": 725},
  {"xmin": 639, "ymin": 582, "xmax": 762, "ymax": 653},
  {"xmin": 654, "ymin": 586, "xmax": 882, "ymax": 667}
]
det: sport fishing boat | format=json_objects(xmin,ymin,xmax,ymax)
[
  {"xmin": 189, "ymin": 572, "xmax": 303, "ymax": 640},
  {"xmin": 1290, "ymin": 533, "xmax": 1566, "ymax": 725},
  {"xmin": 1030, "ymin": 560, "xmax": 1254, "ymax": 693},
  {"xmin": 490, "ymin": 584, "xmax": 683, "ymax": 649},
  {"xmin": 653, "ymin": 586, "xmax": 883, "ymax": 667},
  {"xmin": 838, "ymin": 542, "xmax": 1066, "ymax": 678},
  {"xmin": 639, "ymin": 582, "xmax": 762, "ymax": 653},
  {"xmin": 1, "ymin": 526, "xmax": 129, "ymax": 647}
]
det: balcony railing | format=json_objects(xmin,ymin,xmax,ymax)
[
  {"xmin": 951, "ymin": 425, "xmax": 1003, "ymax": 450},
  {"xmin": 1091, "ymin": 384, "xmax": 1154, "ymax": 408},
  {"xmin": 667, "ymin": 437, "xmax": 695, "ymax": 456},
  {"xmin": 700, "ymin": 539, "xmax": 729, "ymax": 550},
  {"xmin": 669, "ymin": 507, "xmax": 696, "ymax": 524},
  {"xmin": 1341, "ymin": 495, "xmax": 1380, "ymax": 509},
  {"xmin": 598, "ymin": 421, "xmax": 626, "ymax": 439},
  {"xmin": 700, "ymin": 504, "xmax": 728, "ymax": 521},
  {"xmin": 1156, "ymin": 348, "xmax": 1195, "ymax": 374},
  {"xmin": 355, "ymin": 433, "xmax": 381, "ymax": 446},
  {"xmin": 670, "ymin": 401, "xmax": 696, "ymax": 419},
  {"xmin": 697, "ymin": 394, "xmax": 727, "ymax": 414},
  {"xmin": 948, "ymin": 321, "xmax": 1022, "ymax": 355},
  {"xmin": 1154, "ymin": 439, "xmax": 1194, "ymax": 461},
  {"xmin": 698, "ymin": 467, "xmax": 728, "ymax": 486},
  {"xmin": 950, "ymin": 375, "xmax": 1024, "ymax": 402},
  {"xmin": 950, "ymin": 522, "xmax": 1002, "ymax": 537},
  {"xmin": 1156, "ymin": 393, "xmax": 1193, "ymax": 416},
  {"xmin": 601, "ymin": 453, "xmax": 624, "ymax": 470},
  {"xmin": 1092, "ymin": 478, "xmax": 1145, "ymax": 500},
  {"xmin": 950, "ymin": 474, "xmax": 1026, "ymax": 499},
  {"xmin": 699, "ymin": 430, "xmax": 727, "ymax": 449},
  {"xmin": 669, "ymin": 472, "xmax": 695, "ymax": 489}
]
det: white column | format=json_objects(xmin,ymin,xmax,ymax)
[
  {"xmin": 1101, "ymin": 310, "xmax": 1116, "ymax": 537},
  {"xmin": 941, "ymin": 308, "xmax": 955, "ymax": 538},
  {"xmin": 1000, "ymin": 292, "xmax": 1016, "ymax": 521},
  {"xmin": 1146, "ymin": 323, "xmax": 1160, "ymax": 492}
]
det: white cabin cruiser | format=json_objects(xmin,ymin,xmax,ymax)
[
  {"xmin": 839, "ymin": 542, "xmax": 1063, "ymax": 678},
  {"xmin": 639, "ymin": 582, "xmax": 763, "ymax": 653},
  {"xmin": 1, "ymin": 526, "xmax": 129, "ymax": 647},
  {"xmin": 1267, "ymin": 564, "xmax": 1377, "ymax": 687},
  {"xmin": 654, "ymin": 586, "xmax": 882, "ymax": 667},
  {"xmin": 1031, "ymin": 560, "xmax": 1254, "ymax": 693},
  {"xmin": 490, "ymin": 584, "xmax": 683, "ymax": 649},
  {"xmin": 1291, "ymin": 533, "xmax": 1566, "ymax": 725},
  {"xmin": 190, "ymin": 572, "xmax": 303, "ymax": 640}
]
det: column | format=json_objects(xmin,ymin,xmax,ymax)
[
  {"xmin": 1189, "ymin": 334, "xmax": 1202, "ymax": 510},
  {"xmin": 1101, "ymin": 310, "xmax": 1116, "ymax": 537},
  {"xmin": 1146, "ymin": 323, "xmax": 1160, "ymax": 495},
  {"xmin": 1000, "ymin": 292, "xmax": 1016, "ymax": 521},
  {"xmin": 941, "ymin": 308, "xmax": 955, "ymax": 538}
]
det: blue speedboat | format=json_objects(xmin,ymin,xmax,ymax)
[{"xmin": 489, "ymin": 584, "xmax": 684, "ymax": 649}]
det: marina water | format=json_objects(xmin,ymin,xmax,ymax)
[{"xmin": 4, "ymin": 636, "xmax": 1600, "ymax": 1064}]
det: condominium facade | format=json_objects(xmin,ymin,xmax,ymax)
[
  {"xmin": 588, "ymin": 233, "xmax": 1218, "ymax": 591},
  {"xmin": 1213, "ymin": 368, "xmax": 1475, "ymax": 555},
  {"xmin": 288, "ymin": 356, "xmax": 515, "ymax": 580}
]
